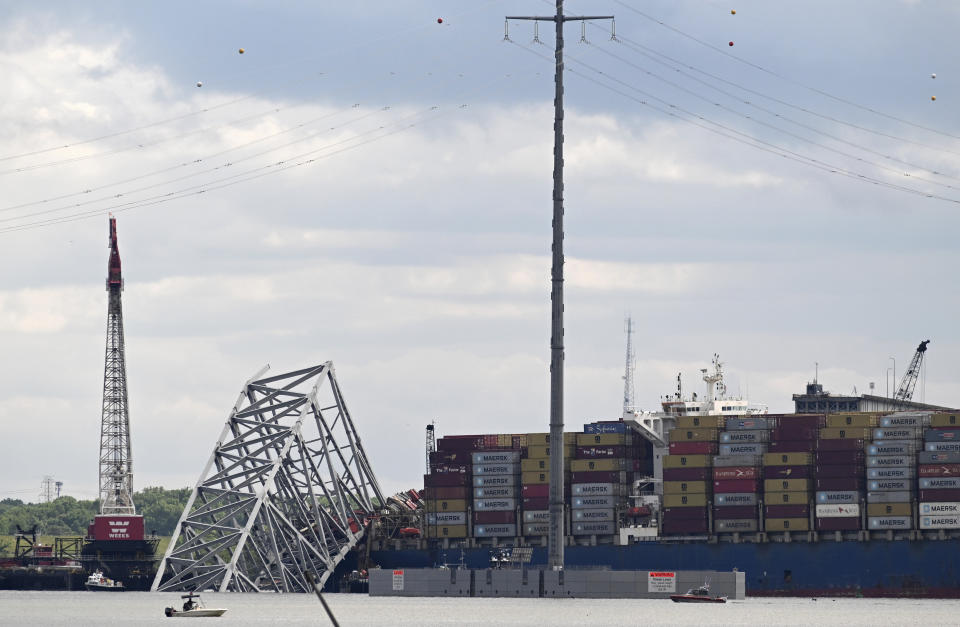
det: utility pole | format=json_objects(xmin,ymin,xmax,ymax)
[{"xmin": 505, "ymin": 2, "xmax": 613, "ymax": 571}]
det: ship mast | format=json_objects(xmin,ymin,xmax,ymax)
[{"xmin": 99, "ymin": 216, "xmax": 135, "ymax": 515}]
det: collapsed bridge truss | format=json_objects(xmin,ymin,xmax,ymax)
[{"xmin": 152, "ymin": 362, "xmax": 384, "ymax": 592}]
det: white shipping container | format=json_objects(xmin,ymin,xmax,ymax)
[
  {"xmin": 571, "ymin": 482, "xmax": 617, "ymax": 496},
  {"xmin": 867, "ymin": 467, "xmax": 915, "ymax": 479},
  {"xmin": 714, "ymin": 519, "xmax": 758, "ymax": 532},
  {"xmin": 866, "ymin": 491, "xmax": 913, "ymax": 503},
  {"xmin": 572, "ymin": 508, "xmax": 615, "ymax": 522},
  {"xmin": 815, "ymin": 503, "xmax": 861, "ymax": 518},
  {"xmin": 473, "ymin": 498, "xmax": 516, "ymax": 511},
  {"xmin": 523, "ymin": 523, "xmax": 550, "ymax": 535},
  {"xmin": 473, "ymin": 463, "xmax": 519, "ymax": 475},
  {"xmin": 881, "ymin": 415, "xmax": 928, "ymax": 428},
  {"xmin": 473, "ymin": 475, "xmax": 517, "ymax": 487},
  {"xmin": 869, "ymin": 479, "xmax": 911, "ymax": 492},
  {"xmin": 919, "ymin": 502, "xmax": 960, "ymax": 515},
  {"xmin": 474, "ymin": 486, "xmax": 515, "ymax": 499},
  {"xmin": 816, "ymin": 491, "xmax": 859, "ymax": 504},
  {"xmin": 714, "ymin": 493, "xmax": 757, "ymax": 506},
  {"xmin": 571, "ymin": 495, "xmax": 616, "ymax": 509},
  {"xmin": 719, "ymin": 443, "xmax": 767, "ymax": 456},
  {"xmin": 472, "ymin": 451, "xmax": 520, "ymax": 464},
  {"xmin": 474, "ymin": 524, "xmax": 517, "ymax": 537},
  {"xmin": 920, "ymin": 477, "xmax": 960, "ymax": 490},
  {"xmin": 522, "ymin": 510, "xmax": 550, "ymax": 523},
  {"xmin": 926, "ymin": 442, "xmax": 960, "ymax": 453},
  {"xmin": 427, "ymin": 511, "xmax": 467, "ymax": 525},
  {"xmin": 868, "ymin": 516, "xmax": 912, "ymax": 529},
  {"xmin": 919, "ymin": 514, "xmax": 960, "ymax": 529},
  {"xmin": 868, "ymin": 442, "xmax": 916, "ymax": 456},
  {"xmin": 873, "ymin": 428, "xmax": 920, "ymax": 440},
  {"xmin": 572, "ymin": 521, "xmax": 615, "ymax": 535},
  {"xmin": 867, "ymin": 455, "xmax": 910, "ymax": 468}
]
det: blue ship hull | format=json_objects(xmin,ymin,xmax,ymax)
[{"xmin": 369, "ymin": 540, "xmax": 960, "ymax": 597}]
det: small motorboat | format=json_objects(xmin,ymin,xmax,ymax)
[
  {"xmin": 85, "ymin": 569, "xmax": 124, "ymax": 591},
  {"xmin": 164, "ymin": 592, "xmax": 228, "ymax": 618},
  {"xmin": 670, "ymin": 584, "xmax": 727, "ymax": 603}
]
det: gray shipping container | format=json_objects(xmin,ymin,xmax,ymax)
[
  {"xmin": 919, "ymin": 451, "xmax": 960, "ymax": 464},
  {"xmin": 881, "ymin": 414, "xmax": 929, "ymax": 428},
  {"xmin": 712, "ymin": 454, "xmax": 763, "ymax": 467},
  {"xmin": 474, "ymin": 498, "xmax": 516, "ymax": 511},
  {"xmin": 474, "ymin": 486, "xmax": 515, "ymax": 499},
  {"xmin": 868, "ymin": 516, "xmax": 912, "ymax": 530},
  {"xmin": 572, "ymin": 495, "xmax": 616, "ymax": 509},
  {"xmin": 867, "ymin": 467, "xmax": 915, "ymax": 479},
  {"xmin": 873, "ymin": 428, "xmax": 920, "ymax": 440},
  {"xmin": 572, "ymin": 521, "xmax": 615, "ymax": 535},
  {"xmin": 920, "ymin": 477, "xmax": 960, "ymax": 490},
  {"xmin": 472, "ymin": 451, "xmax": 521, "ymax": 464},
  {"xmin": 715, "ymin": 519, "xmax": 758, "ymax": 532},
  {"xmin": 474, "ymin": 524, "xmax": 517, "ymax": 537},
  {"xmin": 473, "ymin": 463, "xmax": 519, "ymax": 475},
  {"xmin": 868, "ymin": 441, "xmax": 916, "ymax": 456},
  {"xmin": 868, "ymin": 479, "xmax": 911, "ymax": 492},
  {"xmin": 725, "ymin": 417, "xmax": 770, "ymax": 431},
  {"xmin": 572, "ymin": 482, "xmax": 619, "ymax": 496},
  {"xmin": 427, "ymin": 512, "xmax": 467, "ymax": 525},
  {"xmin": 866, "ymin": 491, "xmax": 913, "ymax": 503},
  {"xmin": 866, "ymin": 455, "xmax": 911, "ymax": 468},
  {"xmin": 816, "ymin": 490, "xmax": 859, "ymax": 504},
  {"xmin": 719, "ymin": 443, "xmax": 767, "ymax": 456},
  {"xmin": 473, "ymin": 475, "xmax": 517, "ymax": 487},
  {"xmin": 714, "ymin": 493, "xmax": 757, "ymax": 506},
  {"xmin": 523, "ymin": 510, "xmax": 550, "ymax": 523},
  {"xmin": 925, "ymin": 442, "xmax": 960, "ymax": 453},
  {"xmin": 924, "ymin": 429, "xmax": 960, "ymax": 442},
  {"xmin": 523, "ymin": 523, "xmax": 550, "ymax": 535},
  {"xmin": 572, "ymin": 508, "xmax": 616, "ymax": 522},
  {"xmin": 720, "ymin": 430, "xmax": 769, "ymax": 443}
]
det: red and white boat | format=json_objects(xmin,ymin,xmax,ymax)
[{"xmin": 670, "ymin": 584, "xmax": 727, "ymax": 603}]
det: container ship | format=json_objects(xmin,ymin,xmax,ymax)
[{"xmin": 365, "ymin": 354, "xmax": 960, "ymax": 597}]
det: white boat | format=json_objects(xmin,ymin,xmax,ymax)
[
  {"xmin": 85, "ymin": 569, "xmax": 124, "ymax": 591},
  {"xmin": 164, "ymin": 593, "xmax": 227, "ymax": 618}
]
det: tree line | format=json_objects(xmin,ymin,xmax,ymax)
[{"xmin": 0, "ymin": 486, "xmax": 191, "ymax": 537}]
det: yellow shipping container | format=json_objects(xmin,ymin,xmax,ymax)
[
  {"xmin": 575, "ymin": 433, "xmax": 628, "ymax": 446},
  {"xmin": 931, "ymin": 413, "xmax": 960, "ymax": 428},
  {"xmin": 569, "ymin": 458, "xmax": 629, "ymax": 472},
  {"xmin": 662, "ymin": 493, "xmax": 708, "ymax": 508},
  {"xmin": 669, "ymin": 428, "xmax": 719, "ymax": 443},
  {"xmin": 763, "ymin": 479, "xmax": 811, "ymax": 493},
  {"xmin": 818, "ymin": 427, "xmax": 872, "ymax": 440},
  {"xmin": 674, "ymin": 416, "xmax": 725, "ymax": 429},
  {"xmin": 762, "ymin": 452, "xmax": 813, "ymax": 466},
  {"xmin": 867, "ymin": 502, "xmax": 911, "ymax": 517},
  {"xmin": 764, "ymin": 491, "xmax": 809, "ymax": 505},
  {"xmin": 526, "ymin": 445, "xmax": 574, "ymax": 460},
  {"xmin": 526, "ymin": 432, "xmax": 579, "ymax": 446},
  {"xmin": 662, "ymin": 454, "xmax": 711, "ymax": 469},
  {"xmin": 513, "ymin": 434, "xmax": 528, "ymax": 448},
  {"xmin": 426, "ymin": 524, "xmax": 468, "ymax": 539},
  {"xmin": 825, "ymin": 414, "xmax": 879, "ymax": 428},
  {"xmin": 521, "ymin": 458, "xmax": 571, "ymax": 472},
  {"xmin": 663, "ymin": 480, "xmax": 708, "ymax": 494},
  {"xmin": 521, "ymin": 471, "xmax": 551, "ymax": 485},
  {"xmin": 424, "ymin": 499, "xmax": 468, "ymax": 512},
  {"xmin": 765, "ymin": 517, "xmax": 809, "ymax": 532}
]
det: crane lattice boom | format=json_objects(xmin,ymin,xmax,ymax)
[{"xmin": 894, "ymin": 340, "xmax": 930, "ymax": 402}]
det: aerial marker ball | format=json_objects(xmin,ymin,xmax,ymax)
[
  {"xmin": 728, "ymin": 41, "xmax": 734, "ymax": 46},
  {"xmin": 239, "ymin": 48, "xmax": 244, "ymax": 54},
  {"xmin": 731, "ymin": 9, "xmax": 736, "ymax": 14},
  {"xmin": 931, "ymin": 73, "xmax": 936, "ymax": 79},
  {"xmin": 196, "ymin": 81, "xmax": 203, "ymax": 87},
  {"xmin": 437, "ymin": 18, "xmax": 443, "ymax": 24},
  {"xmin": 932, "ymin": 95, "xmax": 936, "ymax": 101}
]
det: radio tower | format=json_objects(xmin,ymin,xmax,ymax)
[
  {"xmin": 622, "ymin": 317, "xmax": 636, "ymax": 417},
  {"xmin": 99, "ymin": 217, "xmax": 135, "ymax": 515}
]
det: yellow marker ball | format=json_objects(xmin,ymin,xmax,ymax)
[
  {"xmin": 731, "ymin": 9, "xmax": 736, "ymax": 14},
  {"xmin": 239, "ymin": 48, "xmax": 245, "ymax": 54},
  {"xmin": 931, "ymin": 96, "xmax": 936, "ymax": 101}
]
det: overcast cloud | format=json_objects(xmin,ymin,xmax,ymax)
[{"xmin": 2, "ymin": 1, "xmax": 960, "ymax": 501}]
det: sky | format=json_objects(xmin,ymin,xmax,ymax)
[{"xmin": 2, "ymin": 0, "xmax": 960, "ymax": 504}]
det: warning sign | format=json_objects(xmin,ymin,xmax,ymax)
[
  {"xmin": 392, "ymin": 570, "xmax": 404, "ymax": 591},
  {"xmin": 648, "ymin": 571, "xmax": 676, "ymax": 593}
]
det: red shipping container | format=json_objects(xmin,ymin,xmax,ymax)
[
  {"xmin": 92, "ymin": 515, "xmax": 144, "ymax": 541},
  {"xmin": 662, "ymin": 520, "xmax": 709, "ymax": 534},
  {"xmin": 816, "ymin": 477, "xmax": 864, "ymax": 491},
  {"xmin": 662, "ymin": 507, "xmax": 708, "ymax": 520},
  {"xmin": 523, "ymin": 497, "xmax": 549, "ymax": 510},
  {"xmin": 429, "ymin": 463, "xmax": 470, "ymax": 474},
  {"xmin": 816, "ymin": 451, "xmax": 864, "ymax": 465},
  {"xmin": 713, "ymin": 505, "xmax": 757, "ymax": 519},
  {"xmin": 767, "ymin": 440, "xmax": 815, "ymax": 453},
  {"xmin": 771, "ymin": 426, "xmax": 818, "ymax": 441},
  {"xmin": 522, "ymin": 484, "xmax": 550, "ymax": 497},
  {"xmin": 817, "ymin": 439, "xmax": 865, "ymax": 451},
  {"xmin": 764, "ymin": 504, "xmax": 809, "ymax": 518},
  {"xmin": 713, "ymin": 479, "xmax": 759, "ymax": 493},
  {"xmin": 816, "ymin": 517, "xmax": 861, "ymax": 531},
  {"xmin": 438, "ymin": 436, "xmax": 484, "ymax": 451},
  {"xmin": 918, "ymin": 464, "xmax": 960, "ymax": 477},
  {"xmin": 429, "ymin": 450, "xmax": 468, "ymax": 464},
  {"xmin": 474, "ymin": 511, "xmax": 516, "ymax": 524},
  {"xmin": 763, "ymin": 465, "xmax": 812, "ymax": 479},
  {"xmin": 713, "ymin": 466, "xmax": 758, "ymax": 481},
  {"xmin": 423, "ymin": 473, "xmax": 469, "ymax": 487},
  {"xmin": 668, "ymin": 441, "xmax": 719, "ymax": 455},
  {"xmin": 815, "ymin": 464, "xmax": 861, "ymax": 478},
  {"xmin": 663, "ymin": 467, "xmax": 710, "ymax": 481},
  {"xmin": 577, "ymin": 445, "xmax": 627, "ymax": 458},
  {"xmin": 570, "ymin": 470, "xmax": 624, "ymax": 483},
  {"xmin": 423, "ymin": 486, "xmax": 469, "ymax": 500},
  {"xmin": 777, "ymin": 414, "xmax": 826, "ymax": 428},
  {"xmin": 919, "ymin": 488, "xmax": 960, "ymax": 501}
]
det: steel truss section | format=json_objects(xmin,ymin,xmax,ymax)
[{"xmin": 152, "ymin": 362, "xmax": 384, "ymax": 593}]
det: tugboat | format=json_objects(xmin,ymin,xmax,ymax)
[
  {"xmin": 670, "ymin": 583, "xmax": 727, "ymax": 603},
  {"xmin": 84, "ymin": 569, "xmax": 124, "ymax": 591},
  {"xmin": 164, "ymin": 592, "xmax": 228, "ymax": 618}
]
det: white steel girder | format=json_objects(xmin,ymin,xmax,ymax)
[{"xmin": 151, "ymin": 362, "xmax": 384, "ymax": 593}]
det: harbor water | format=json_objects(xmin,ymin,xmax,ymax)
[{"xmin": 1, "ymin": 591, "xmax": 958, "ymax": 626}]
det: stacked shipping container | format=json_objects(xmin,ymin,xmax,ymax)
[
  {"xmin": 918, "ymin": 413, "xmax": 960, "ymax": 531},
  {"xmin": 662, "ymin": 415, "xmax": 721, "ymax": 534},
  {"xmin": 713, "ymin": 416, "xmax": 767, "ymax": 533},
  {"xmin": 864, "ymin": 414, "xmax": 920, "ymax": 531},
  {"xmin": 571, "ymin": 423, "xmax": 636, "ymax": 536},
  {"xmin": 520, "ymin": 432, "xmax": 575, "ymax": 537},
  {"xmin": 814, "ymin": 413, "xmax": 865, "ymax": 531}
]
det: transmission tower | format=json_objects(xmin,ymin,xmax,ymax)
[
  {"xmin": 622, "ymin": 317, "xmax": 636, "ymax": 416},
  {"xmin": 99, "ymin": 217, "xmax": 135, "ymax": 515},
  {"xmin": 39, "ymin": 476, "xmax": 55, "ymax": 503},
  {"xmin": 505, "ymin": 2, "xmax": 613, "ymax": 571}
]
